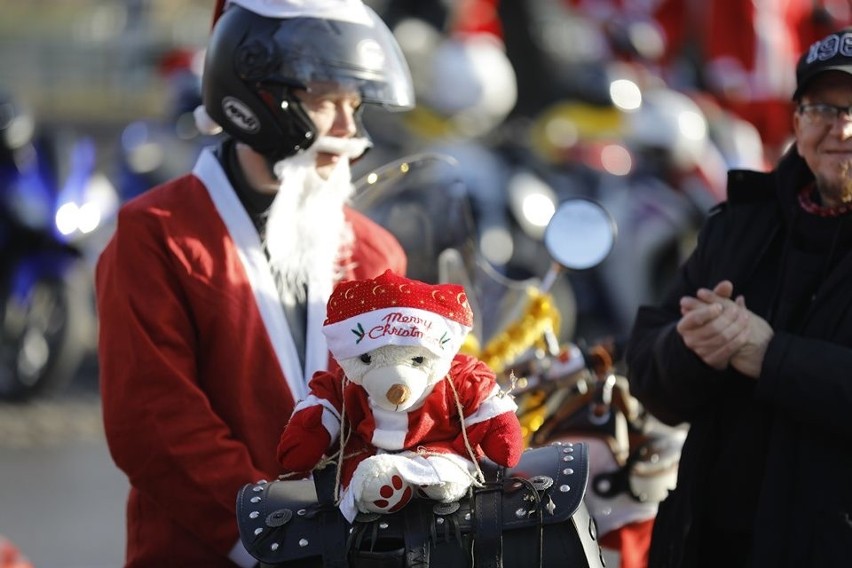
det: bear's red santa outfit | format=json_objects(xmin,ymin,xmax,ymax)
[{"xmin": 277, "ymin": 270, "xmax": 523, "ymax": 521}]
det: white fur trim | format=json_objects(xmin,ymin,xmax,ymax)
[
  {"xmin": 294, "ymin": 393, "xmax": 340, "ymax": 420},
  {"xmin": 464, "ymin": 385, "xmax": 518, "ymax": 426},
  {"xmin": 339, "ymin": 483, "xmax": 359, "ymax": 522},
  {"xmin": 324, "ymin": 306, "xmax": 470, "ymax": 360},
  {"xmin": 369, "ymin": 404, "xmax": 409, "ymax": 449},
  {"xmin": 304, "ymin": 281, "xmax": 335, "ymax": 388},
  {"xmin": 321, "ymin": 408, "xmax": 341, "ymax": 441},
  {"xmin": 193, "ymin": 105, "xmax": 222, "ymax": 136},
  {"xmin": 193, "ymin": 148, "xmax": 313, "ymax": 400},
  {"xmin": 226, "ymin": 0, "xmax": 373, "ymax": 24},
  {"xmin": 293, "ymin": 394, "xmax": 341, "ymax": 440}
]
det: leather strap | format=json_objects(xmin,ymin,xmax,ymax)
[
  {"xmin": 403, "ymin": 501, "xmax": 432, "ymax": 568},
  {"xmin": 314, "ymin": 467, "xmax": 349, "ymax": 568},
  {"xmin": 313, "ymin": 466, "xmax": 337, "ymax": 506},
  {"xmin": 473, "ymin": 459, "xmax": 505, "ymax": 568}
]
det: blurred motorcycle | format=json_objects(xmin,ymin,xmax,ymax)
[
  {"xmin": 0, "ymin": 91, "xmax": 118, "ymax": 401},
  {"xmin": 351, "ymin": 152, "xmax": 578, "ymax": 344},
  {"xmin": 353, "ymin": 154, "xmax": 684, "ymax": 567},
  {"xmin": 473, "ymin": 199, "xmax": 685, "ymax": 568},
  {"xmin": 363, "ymin": 3, "xmax": 756, "ymax": 345}
]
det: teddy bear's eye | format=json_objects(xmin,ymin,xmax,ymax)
[
  {"xmin": 360, "ymin": 353, "xmax": 372, "ymax": 364},
  {"xmin": 412, "ymin": 356, "xmax": 424, "ymax": 365}
]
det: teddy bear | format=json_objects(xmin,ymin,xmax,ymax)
[{"xmin": 277, "ymin": 269, "xmax": 524, "ymax": 522}]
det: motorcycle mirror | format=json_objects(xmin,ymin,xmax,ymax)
[{"xmin": 540, "ymin": 199, "xmax": 617, "ymax": 290}]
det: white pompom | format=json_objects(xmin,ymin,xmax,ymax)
[{"xmin": 193, "ymin": 105, "xmax": 223, "ymax": 136}]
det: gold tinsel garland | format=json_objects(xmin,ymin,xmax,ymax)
[
  {"xmin": 458, "ymin": 287, "xmax": 563, "ymax": 445},
  {"xmin": 476, "ymin": 288, "xmax": 561, "ymax": 374}
]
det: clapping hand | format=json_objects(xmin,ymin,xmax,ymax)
[{"xmin": 676, "ymin": 280, "xmax": 773, "ymax": 378}]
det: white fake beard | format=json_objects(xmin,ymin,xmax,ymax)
[{"xmin": 263, "ymin": 141, "xmax": 357, "ymax": 301}]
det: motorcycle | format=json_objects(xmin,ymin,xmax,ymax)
[
  {"xmin": 0, "ymin": 93, "xmax": 118, "ymax": 401},
  {"xmin": 493, "ymin": 0, "xmax": 771, "ymax": 344},
  {"xmin": 350, "ymin": 151, "xmax": 579, "ymax": 345},
  {"xmin": 352, "ymin": 152, "xmax": 684, "ymax": 567},
  {"xmin": 468, "ymin": 199, "xmax": 685, "ymax": 568},
  {"xmin": 368, "ymin": 0, "xmax": 764, "ymax": 346}
]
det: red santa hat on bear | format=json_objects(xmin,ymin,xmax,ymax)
[{"xmin": 323, "ymin": 270, "xmax": 473, "ymax": 360}]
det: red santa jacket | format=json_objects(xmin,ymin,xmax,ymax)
[
  {"xmin": 655, "ymin": 0, "xmax": 852, "ymax": 151},
  {"xmin": 96, "ymin": 148, "xmax": 406, "ymax": 568},
  {"xmin": 289, "ymin": 353, "xmax": 518, "ymax": 487}
]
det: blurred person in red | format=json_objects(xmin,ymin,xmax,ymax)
[
  {"xmin": 95, "ymin": 0, "xmax": 412, "ymax": 566},
  {"xmin": 654, "ymin": 0, "xmax": 852, "ymax": 161},
  {"xmin": 0, "ymin": 536, "xmax": 33, "ymax": 568}
]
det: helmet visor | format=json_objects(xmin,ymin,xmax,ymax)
[{"xmin": 266, "ymin": 7, "xmax": 414, "ymax": 111}]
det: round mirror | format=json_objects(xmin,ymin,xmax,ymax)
[{"xmin": 543, "ymin": 199, "xmax": 617, "ymax": 270}]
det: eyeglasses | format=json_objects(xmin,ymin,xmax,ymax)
[{"xmin": 797, "ymin": 103, "xmax": 852, "ymax": 126}]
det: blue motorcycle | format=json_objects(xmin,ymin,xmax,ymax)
[{"xmin": 0, "ymin": 93, "xmax": 116, "ymax": 401}]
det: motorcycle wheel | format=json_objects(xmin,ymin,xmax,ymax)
[{"xmin": 0, "ymin": 264, "xmax": 93, "ymax": 402}]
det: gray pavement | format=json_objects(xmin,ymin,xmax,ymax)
[{"xmin": 0, "ymin": 373, "xmax": 127, "ymax": 568}]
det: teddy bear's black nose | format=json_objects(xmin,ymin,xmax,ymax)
[{"xmin": 386, "ymin": 384, "xmax": 410, "ymax": 406}]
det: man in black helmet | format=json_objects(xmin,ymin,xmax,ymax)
[
  {"xmin": 625, "ymin": 27, "xmax": 852, "ymax": 567},
  {"xmin": 95, "ymin": 1, "xmax": 412, "ymax": 566}
]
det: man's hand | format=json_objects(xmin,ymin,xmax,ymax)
[
  {"xmin": 676, "ymin": 280, "xmax": 773, "ymax": 378},
  {"xmin": 677, "ymin": 281, "xmax": 747, "ymax": 370}
]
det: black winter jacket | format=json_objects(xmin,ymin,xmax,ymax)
[{"xmin": 625, "ymin": 149, "xmax": 852, "ymax": 567}]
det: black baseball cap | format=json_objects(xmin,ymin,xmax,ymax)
[{"xmin": 793, "ymin": 27, "xmax": 852, "ymax": 100}]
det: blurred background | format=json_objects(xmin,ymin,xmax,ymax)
[
  {"xmin": 0, "ymin": 1, "xmax": 211, "ymax": 122},
  {"xmin": 0, "ymin": 2, "xmax": 212, "ymax": 567},
  {"xmin": 0, "ymin": 1, "xmax": 850, "ymax": 567}
]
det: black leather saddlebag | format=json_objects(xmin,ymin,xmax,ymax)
[{"xmin": 236, "ymin": 442, "xmax": 604, "ymax": 567}]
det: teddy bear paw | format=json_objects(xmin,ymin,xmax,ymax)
[
  {"xmin": 418, "ymin": 480, "xmax": 469, "ymax": 503},
  {"xmin": 359, "ymin": 474, "xmax": 414, "ymax": 514}
]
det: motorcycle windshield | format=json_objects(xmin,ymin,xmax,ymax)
[
  {"xmin": 352, "ymin": 153, "xmax": 474, "ymax": 285},
  {"xmin": 351, "ymin": 152, "xmax": 551, "ymax": 352}
]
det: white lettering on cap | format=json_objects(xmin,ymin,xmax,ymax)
[
  {"xmin": 843, "ymin": 34, "xmax": 852, "ymax": 57},
  {"xmin": 807, "ymin": 32, "xmax": 852, "ymax": 63}
]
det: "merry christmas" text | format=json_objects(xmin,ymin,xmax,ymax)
[{"xmin": 368, "ymin": 312, "xmax": 434, "ymax": 340}]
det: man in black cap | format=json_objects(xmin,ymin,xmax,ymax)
[{"xmin": 625, "ymin": 27, "xmax": 852, "ymax": 567}]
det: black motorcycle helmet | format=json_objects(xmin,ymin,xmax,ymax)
[{"xmin": 202, "ymin": 2, "xmax": 414, "ymax": 161}]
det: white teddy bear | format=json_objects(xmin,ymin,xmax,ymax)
[{"xmin": 277, "ymin": 270, "xmax": 524, "ymax": 521}]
